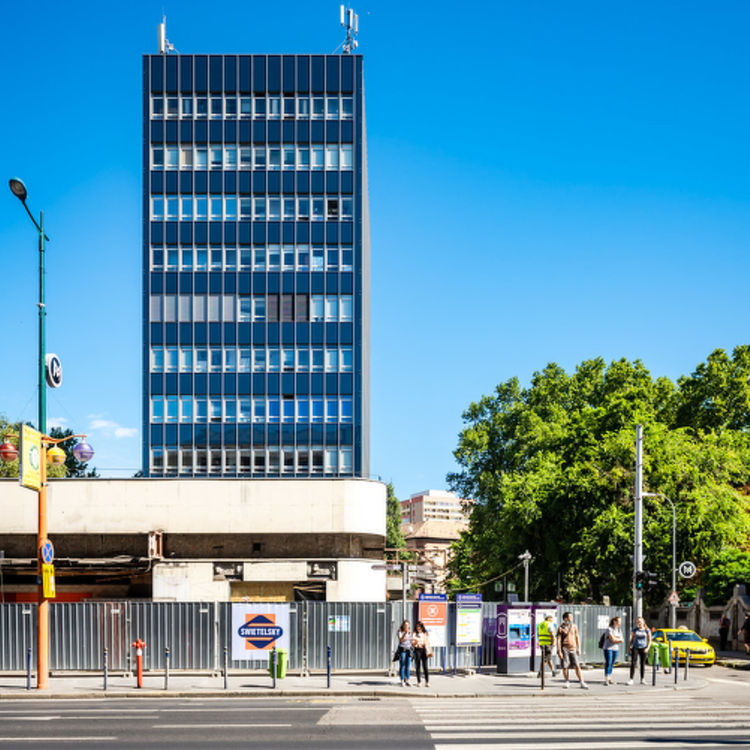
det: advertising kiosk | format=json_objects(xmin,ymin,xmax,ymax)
[{"xmin": 496, "ymin": 603, "xmax": 532, "ymax": 674}]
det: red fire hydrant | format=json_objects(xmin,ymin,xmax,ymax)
[{"xmin": 132, "ymin": 639, "xmax": 146, "ymax": 688}]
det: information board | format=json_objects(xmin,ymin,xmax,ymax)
[
  {"xmin": 456, "ymin": 593, "xmax": 483, "ymax": 646},
  {"xmin": 418, "ymin": 593, "xmax": 447, "ymax": 647}
]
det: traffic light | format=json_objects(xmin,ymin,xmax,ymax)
[{"xmin": 636, "ymin": 570, "xmax": 658, "ymax": 590}]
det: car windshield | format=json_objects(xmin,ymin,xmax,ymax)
[{"xmin": 665, "ymin": 632, "xmax": 702, "ymax": 643}]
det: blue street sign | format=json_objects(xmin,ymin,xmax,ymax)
[{"xmin": 41, "ymin": 540, "xmax": 54, "ymax": 565}]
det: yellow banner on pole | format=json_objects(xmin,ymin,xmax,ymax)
[
  {"xmin": 20, "ymin": 425, "xmax": 42, "ymax": 492},
  {"xmin": 42, "ymin": 564, "xmax": 56, "ymax": 598}
]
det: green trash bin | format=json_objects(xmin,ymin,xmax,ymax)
[
  {"xmin": 269, "ymin": 648, "xmax": 288, "ymax": 679},
  {"xmin": 647, "ymin": 642, "xmax": 671, "ymax": 668}
]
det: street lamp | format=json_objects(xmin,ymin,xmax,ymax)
[
  {"xmin": 7, "ymin": 177, "xmax": 86, "ymax": 691},
  {"xmin": 643, "ymin": 492, "xmax": 677, "ymax": 629},
  {"xmin": 518, "ymin": 550, "xmax": 532, "ymax": 602}
]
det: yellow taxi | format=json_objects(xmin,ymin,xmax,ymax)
[{"xmin": 652, "ymin": 627, "xmax": 715, "ymax": 666}]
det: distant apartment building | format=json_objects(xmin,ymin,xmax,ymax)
[{"xmin": 400, "ymin": 489, "xmax": 470, "ymax": 524}]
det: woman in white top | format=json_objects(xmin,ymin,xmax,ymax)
[
  {"xmin": 397, "ymin": 620, "xmax": 413, "ymax": 686},
  {"xmin": 602, "ymin": 616, "xmax": 623, "ymax": 684}
]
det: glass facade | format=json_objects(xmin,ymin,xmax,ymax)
[{"xmin": 143, "ymin": 54, "xmax": 369, "ymax": 478}]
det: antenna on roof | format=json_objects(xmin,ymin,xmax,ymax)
[
  {"xmin": 334, "ymin": 5, "xmax": 359, "ymax": 54},
  {"xmin": 158, "ymin": 16, "xmax": 177, "ymax": 55}
]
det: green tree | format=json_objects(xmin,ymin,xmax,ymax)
[
  {"xmin": 675, "ymin": 345, "xmax": 750, "ymax": 432},
  {"xmin": 447, "ymin": 357, "xmax": 750, "ymax": 604},
  {"xmin": 386, "ymin": 482, "xmax": 406, "ymax": 554},
  {"xmin": 0, "ymin": 416, "xmax": 74, "ymax": 479}
]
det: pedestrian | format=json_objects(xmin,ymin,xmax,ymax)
[
  {"xmin": 536, "ymin": 613, "xmax": 557, "ymax": 678},
  {"xmin": 602, "ymin": 616, "xmax": 623, "ymax": 685},
  {"xmin": 556, "ymin": 611, "xmax": 589, "ymax": 689},
  {"xmin": 738, "ymin": 613, "xmax": 750, "ymax": 655},
  {"xmin": 626, "ymin": 616, "xmax": 651, "ymax": 685},
  {"xmin": 412, "ymin": 620, "xmax": 431, "ymax": 688},
  {"xmin": 396, "ymin": 620, "xmax": 413, "ymax": 686},
  {"xmin": 719, "ymin": 613, "xmax": 731, "ymax": 652}
]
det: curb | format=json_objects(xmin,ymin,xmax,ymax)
[{"xmin": 0, "ymin": 681, "xmax": 707, "ymax": 701}]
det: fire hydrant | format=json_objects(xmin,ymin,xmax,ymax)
[{"xmin": 132, "ymin": 639, "xmax": 146, "ymax": 688}]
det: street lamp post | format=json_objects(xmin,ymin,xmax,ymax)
[
  {"xmin": 644, "ymin": 492, "xmax": 677, "ymax": 629},
  {"xmin": 518, "ymin": 550, "xmax": 532, "ymax": 602},
  {"xmin": 5, "ymin": 179, "xmax": 95, "ymax": 690}
]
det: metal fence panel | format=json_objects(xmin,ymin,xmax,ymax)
[
  {"xmin": 0, "ymin": 600, "xmax": 632, "ymax": 673},
  {"xmin": 0, "ymin": 604, "xmax": 35, "ymax": 671}
]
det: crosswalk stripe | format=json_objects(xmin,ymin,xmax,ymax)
[
  {"xmin": 425, "ymin": 720, "xmax": 749, "ymax": 729},
  {"xmin": 435, "ymin": 742, "xmax": 730, "ymax": 750},
  {"xmin": 430, "ymin": 728, "xmax": 750, "ymax": 740}
]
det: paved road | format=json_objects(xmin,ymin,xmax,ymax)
[
  {"xmin": 0, "ymin": 697, "xmax": 432, "ymax": 749},
  {"xmin": 0, "ymin": 668, "xmax": 748, "ymax": 749}
]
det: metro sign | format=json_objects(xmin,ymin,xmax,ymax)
[{"xmin": 238, "ymin": 613, "xmax": 284, "ymax": 650}]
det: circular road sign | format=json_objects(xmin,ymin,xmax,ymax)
[
  {"xmin": 678, "ymin": 561, "xmax": 696, "ymax": 579},
  {"xmin": 45, "ymin": 353, "xmax": 63, "ymax": 389},
  {"xmin": 41, "ymin": 540, "xmax": 54, "ymax": 565}
]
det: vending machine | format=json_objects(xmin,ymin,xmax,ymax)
[{"xmin": 496, "ymin": 603, "xmax": 533, "ymax": 674}]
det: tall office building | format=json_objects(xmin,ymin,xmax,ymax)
[{"xmin": 143, "ymin": 53, "xmax": 369, "ymax": 478}]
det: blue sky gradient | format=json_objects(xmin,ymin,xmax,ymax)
[{"xmin": 1, "ymin": 1, "xmax": 748, "ymax": 497}]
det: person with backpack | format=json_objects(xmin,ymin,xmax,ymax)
[
  {"xmin": 601, "ymin": 616, "xmax": 623, "ymax": 685},
  {"xmin": 626, "ymin": 616, "xmax": 651, "ymax": 685}
]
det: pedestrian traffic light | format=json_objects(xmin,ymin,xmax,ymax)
[{"xmin": 635, "ymin": 571, "xmax": 645, "ymax": 590}]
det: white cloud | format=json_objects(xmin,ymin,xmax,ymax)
[
  {"xmin": 48, "ymin": 416, "xmax": 69, "ymax": 428},
  {"xmin": 88, "ymin": 418, "xmax": 138, "ymax": 440}
]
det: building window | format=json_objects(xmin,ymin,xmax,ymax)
[
  {"xmin": 341, "ymin": 296, "xmax": 353, "ymax": 321},
  {"xmin": 325, "ymin": 297, "xmax": 339, "ymax": 321},
  {"xmin": 311, "ymin": 399, "xmax": 324, "ymax": 423},
  {"xmin": 325, "ymin": 349, "xmax": 338, "ymax": 372},
  {"xmin": 180, "ymin": 397, "xmax": 193, "ymax": 423},
  {"xmin": 268, "ymin": 147, "xmax": 281, "ymax": 171},
  {"xmin": 327, "ymin": 97, "xmax": 339, "ymax": 119},
  {"xmin": 341, "ymin": 348, "xmax": 353, "ymax": 372},
  {"xmin": 341, "ymin": 144, "xmax": 353, "ymax": 170},
  {"xmin": 326, "ymin": 399, "xmax": 338, "ymax": 422},
  {"xmin": 311, "ymin": 145, "xmax": 325, "ymax": 170},
  {"xmin": 268, "ymin": 349, "xmax": 280, "ymax": 372},
  {"xmin": 326, "ymin": 145, "xmax": 339, "ymax": 169},
  {"xmin": 252, "ymin": 297, "xmax": 266, "ymax": 321},
  {"xmin": 268, "ymin": 398, "xmax": 280, "ymax": 423},
  {"xmin": 324, "ymin": 448, "xmax": 338, "ymax": 473},
  {"xmin": 340, "ymin": 447, "xmax": 353, "ymax": 473},
  {"xmin": 151, "ymin": 397, "xmax": 164, "ymax": 423},
  {"xmin": 341, "ymin": 398, "xmax": 353, "ymax": 423},
  {"xmin": 311, "ymin": 349, "xmax": 324, "ymax": 372},
  {"xmin": 253, "ymin": 398, "xmax": 266, "ymax": 423},
  {"xmin": 253, "ymin": 349, "xmax": 266, "ymax": 372},
  {"xmin": 151, "ymin": 447, "xmax": 164, "ymax": 472}
]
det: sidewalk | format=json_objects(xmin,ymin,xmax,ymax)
[
  {"xmin": 715, "ymin": 648, "xmax": 750, "ymax": 670},
  {"xmin": 0, "ymin": 665, "xmax": 707, "ymax": 700}
]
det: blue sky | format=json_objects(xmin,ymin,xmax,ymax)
[{"xmin": 1, "ymin": 1, "xmax": 748, "ymax": 498}]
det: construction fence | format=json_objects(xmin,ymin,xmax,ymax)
[{"xmin": 0, "ymin": 601, "xmax": 629, "ymax": 673}]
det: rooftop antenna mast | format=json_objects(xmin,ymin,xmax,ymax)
[
  {"xmin": 336, "ymin": 5, "xmax": 359, "ymax": 54},
  {"xmin": 158, "ymin": 16, "xmax": 177, "ymax": 55}
]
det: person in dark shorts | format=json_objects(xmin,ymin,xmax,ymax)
[{"xmin": 556, "ymin": 611, "xmax": 588, "ymax": 689}]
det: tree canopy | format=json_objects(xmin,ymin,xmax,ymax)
[
  {"xmin": 0, "ymin": 417, "xmax": 96, "ymax": 479},
  {"xmin": 447, "ymin": 347, "xmax": 750, "ymax": 605}
]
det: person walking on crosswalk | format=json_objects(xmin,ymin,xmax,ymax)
[{"xmin": 556, "ymin": 611, "xmax": 589, "ymax": 689}]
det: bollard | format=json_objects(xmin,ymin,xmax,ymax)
[
  {"xmin": 327, "ymin": 645, "xmax": 331, "ymax": 689},
  {"xmin": 684, "ymin": 649, "xmax": 690, "ymax": 681},
  {"xmin": 540, "ymin": 658, "xmax": 545, "ymax": 691},
  {"xmin": 165, "ymin": 646, "xmax": 170, "ymax": 691},
  {"xmin": 223, "ymin": 646, "xmax": 228, "ymax": 690},
  {"xmin": 103, "ymin": 648, "xmax": 109, "ymax": 692},
  {"xmin": 26, "ymin": 647, "xmax": 32, "ymax": 691},
  {"xmin": 272, "ymin": 647, "xmax": 277, "ymax": 690},
  {"xmin": 132, "ymin": 639, "xmax": 146, "ymax": 688},
  {"xmin": 477, "ymin": 645, "xmax": 482, "ymax": 675},
  {"xmin": 453, "ymin": 644, "xmax": 457, "ymax": 676},
  {"xmin": 674, "ymin": 648, "xmax": 678, "ymax": 685},
  {"xmin": 651, "ymin": 646, "xmax": 658, "ymax": 686}
]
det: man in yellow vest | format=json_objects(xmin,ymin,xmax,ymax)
[{"xmin": 537, "ymin": 613, "xmax": 557, "ymax": 677}]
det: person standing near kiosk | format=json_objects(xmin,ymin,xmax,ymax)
[
  {"xmin": 557, "ymin": 611, "xmax": 589, "ymax": 689},
  {"xmin": 536, "ymin": 613, "xmax": 557, "ymax": 677}
]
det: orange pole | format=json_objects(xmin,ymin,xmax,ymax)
[{"xmin": 37, "ymin": 446, "xmax": 49, "ymax": 690}]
